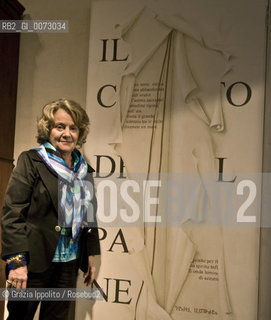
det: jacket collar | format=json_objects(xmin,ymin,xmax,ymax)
[
  {"xmin": 29, "ymin": 150, "xmax": 59, "ymax": 213},
  {"xmin": 27, "ymin": 149, "xmax": 95, "ymax": 215}
]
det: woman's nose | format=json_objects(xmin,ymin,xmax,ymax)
[{"xmin": 63, "ymin": 127, "xmax": 71, "ymax": 137}]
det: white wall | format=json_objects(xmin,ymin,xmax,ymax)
[{"xmin": 14, "ymin": 0, "xmax": 91, "ymax": 160}]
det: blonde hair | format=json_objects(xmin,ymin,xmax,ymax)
[{"xmin": 37, "ymin": 99, "xmax": 89, "ymax": 147}]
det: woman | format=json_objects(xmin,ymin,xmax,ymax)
[{"xmin": 1, "ymin": 99, "xmax": 100, "ymax": 320}]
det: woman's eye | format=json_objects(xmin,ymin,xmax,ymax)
[
  {"xmin": 70, "ymin": 126, "xmax": 78, "ymax": 131},
  {"xmin": 56, "ymin": 124, "xmax": 64, "ymax": 130}
]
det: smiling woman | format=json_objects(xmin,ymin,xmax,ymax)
[
  {"xmin": 49, "ymin": 109, "xmax": 80, "ymax": 158},
  {"xmin": 37, "ymin": 99, "xmax": 90, "ymax": 169},
  {"xmin": 37, "ymin": 99, "xmax": 89, "ymax": 147},
  {"xmin": 1, "ymin": 99, "xmax": 100, "ymax": 320}
]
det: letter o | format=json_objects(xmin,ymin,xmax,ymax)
[{"xmin": 226, "ymin": 82, "xmax": 252, "ymax": 107}]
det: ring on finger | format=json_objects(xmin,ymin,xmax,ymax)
[
  {"xmin": 6, "ymin": 280, "xmax": 12, "ymax": 286},
  {"xmin": 11, "ymin": 281, "xmax": 17, "ymax": 288}
]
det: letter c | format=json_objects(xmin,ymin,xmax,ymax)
[{"xmin": 97, "ymin": 84, "xmax": 117, "ymax": 108}]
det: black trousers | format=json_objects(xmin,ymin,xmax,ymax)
[{"xmin": 7, "ymin": 260, "xmax": 78, "ymax": 320}]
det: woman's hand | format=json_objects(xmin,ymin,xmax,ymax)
[
  {"xmin": 83, "ymin": 255, "xmax": 96, "ymax": 286},
  {"xmin": 7, "ymin": 266, "xmax": 28, "ymax": 289}
]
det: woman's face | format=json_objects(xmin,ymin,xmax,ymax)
[{"xmin": 49, "ymin": 108, "xmax": 79, "ymax": 156}]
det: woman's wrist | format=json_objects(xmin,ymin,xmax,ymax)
[{"xmin": 6, "ymin": 254, "xmax": 27, "ymax": 270}]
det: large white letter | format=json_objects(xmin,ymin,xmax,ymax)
[
  {"xmin": 97, "ymin": 180, "xmax": 117, "ymax": 223},
  {"xmin": 143, "ymin": 180, "xmax": 161, "ymax": 223},
  {"xmin": 120, "ymin": 180, "xmax": 140, "ymax": 223}
]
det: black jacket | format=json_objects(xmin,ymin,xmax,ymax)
[{"xmin": 1, "ymin": 149, "xmax": 100, "ymax": 273}]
